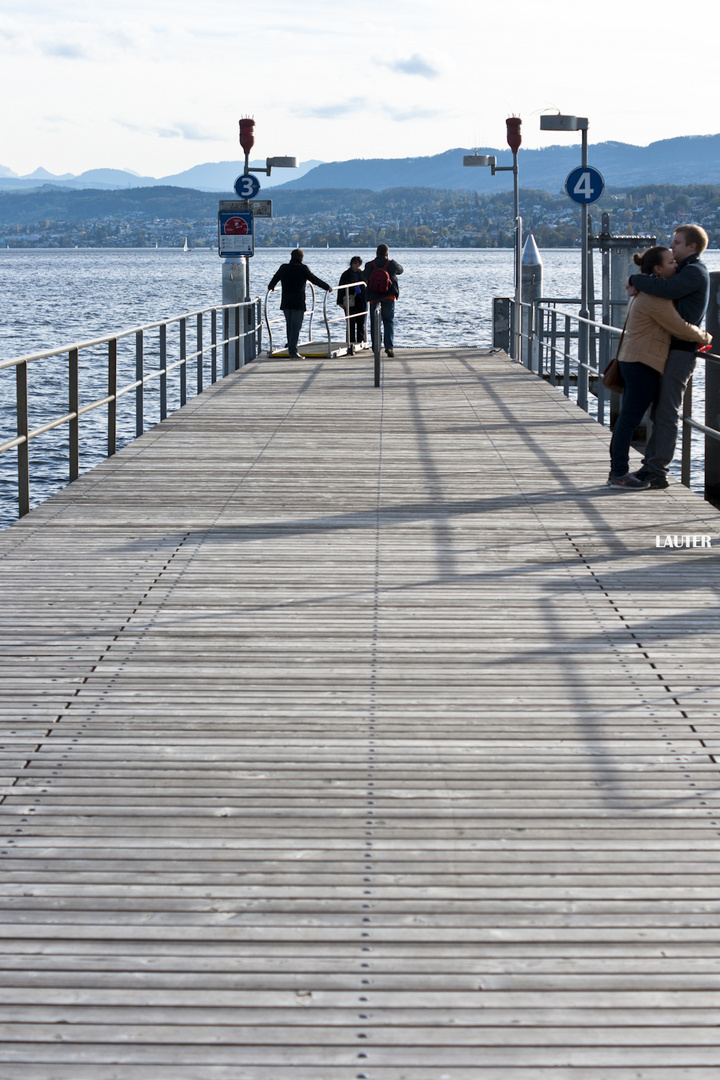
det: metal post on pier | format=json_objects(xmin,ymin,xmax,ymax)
[
  {"xmin": 373, "ymin": 306, "xmax": 382, "ymax": 387},
  {"xmin": 705, "ymin": 271, "xmax": 720, "ymax": 506},
  {"xmin": 539, "ymin": 113, "xmax": 599, "ymax": 409},
  {"xmin": 222, "ymin": 258, "xmax": 246, "ymax": 371},
  {"xmin": 463, "ymin": 117, "xmax": 522, "ymax": 359},
  {"xmin": 218, "ymin": 118, "xmax": 297, "ymax": 362}
]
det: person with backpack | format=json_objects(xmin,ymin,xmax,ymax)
[{"xmin": 363, "ymin": 243, "xmax": 403, "ymax": 358}]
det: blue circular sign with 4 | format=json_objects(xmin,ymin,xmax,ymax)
[
  {"xmin": 234, "ymin": 174, "xmax": 261, "ymax": 199},
  {"xmin": 565, "ymin": 166, "xmax": 604, "ymax": 205}
]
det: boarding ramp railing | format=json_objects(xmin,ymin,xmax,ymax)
[
  {"xmin": 264, "ymin": 283, "xmax": 373, "ymax": 359},
  {"xmin": 0, "ymin": 298, "xmax": 261, "ymax": 520},
  {"xmin": 500, "ymin": 295, "xmax": 720, "ymax": 507}
]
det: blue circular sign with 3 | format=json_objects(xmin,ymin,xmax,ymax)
[
  {"xmin": 565, "ymin": 166, "xmax": 604, "ymax": 205},
  {"xmin": 234, "ymin": 174, "xmax": 261, "ymax": 199}
]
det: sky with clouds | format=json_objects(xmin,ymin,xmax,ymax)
[{"xmin": 1, "ymin": 0, "xmax": 719, "ymax": 178}]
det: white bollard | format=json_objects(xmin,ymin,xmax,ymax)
[{"xmin": 521, "ymin": 235, "xmax": 543, "ymax": 371}]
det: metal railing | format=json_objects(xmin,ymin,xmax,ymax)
[
  {"xmin": 506, "ymin": 296, "xmax": 720, "ymax": 504},
  {"xmin": 0, "ymin": 298, "xmax": 261, "ymax": 519},
  {"xmin": 264, "ymin": 283, "xmax": 372, "ymax": 358}
]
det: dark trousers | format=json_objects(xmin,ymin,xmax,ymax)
[
  {"xmin": 641, "ymin": 349, "xmax": 697, "ymax": 478},
  {"xmin": 349, "ymin": 311, "xmax": 366, "ymax": 343},
  {"xmin": 610, "ymin": 361, "xmax": 660, "ymax": 477},
  {"xmin": 369, "ymin": 298, "xmax": 395, "ymax": 351},
  {"xmin": 283, "ymin": 309, "xmax": 304, "ymax": 357}
]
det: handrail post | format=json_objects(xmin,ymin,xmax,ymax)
[
  {"xmin": 108, "ymin": 338, "xmax": 117, "ymax": 456},
  {"xmin": 322, "ymin": 290, "xmax": 332, "ymax": 358},
  {"xmin": 307, "ymin": 283, "xmax": 315, "ymax": 344},
  {"xmin": 135, "ymin": 330, "xmax": 144, "ymax": 437},
  {"xmin": 255, "ymin": 298, "xmax": 262, "ymax": 358},
  {"xmin": 345, "ymin": 289, "xmax": 351, "ymax": 352},
  {"xmin": 69, "ymin": 347, "xmax": 79, "ymax": 482},
  {"xmin": 197, "ymin": 312, "xmax": 203, "ymax": 395},
  {"xmin": 16, "ymin": 360, "xmax": 29, "ymax": 517},
  {"xmin": 373, "ymin": 305, "xmax": 381, "ymax": 388},
  {"xmin": 211, "ymin": 309, "xmax": 218, "ymax": 383},
  {"xmin": 549, "ymin": 309, "xmax": 557, "ymax": 386},
  {"xmin": 223, "ymin": 308, "xmax": 229, "ymax": 376},
  {"xmin": 536, "ymin": 305, "xmax": 544, "ymax": 379},
  {"xmin": 681, "ymin": 377, "xmax": 692, "ymax": 488},
  {"xmin": 159, "ymin": 323, "xmax": 167, "ymax": 421},
  {"xmin": 563, "ymin": 316, "xmax": 571, "ymax": 398},
  {"xmin": 180, "ymin": 317, "xmax": 187, "ymax": 405}
]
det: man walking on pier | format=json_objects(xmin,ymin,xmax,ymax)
[
  {"xmin": 268, "ymin": 249, "xmax": 331, "ymax": 358},
  {"xmin": 626, "ymin": 224, "xmax": 710, "ymax": 488},
  {"xmin": 364, "ymin": 244, "xmax": 403, "ymax": 358}
]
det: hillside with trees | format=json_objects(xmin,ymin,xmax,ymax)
[{"xmin": 0, "ymin": 183, "xmax": 718, "ymax": 250}]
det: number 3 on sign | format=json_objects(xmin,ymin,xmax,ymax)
[
  {"xmin": 565, "ymin": 165, "xmax": 604, "ymax": 205},
  {"xmin": 234, "ymin": 174, "xmax": 261, "ymax": 200}
]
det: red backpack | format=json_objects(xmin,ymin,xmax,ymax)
[{"xmin": 368, "ymin": 260, "xmax": 393, "ymax": 296}]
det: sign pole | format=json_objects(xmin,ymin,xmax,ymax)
[{"xmin": 578, "ymin": 127, "xmax": 589, "ymax": 410}]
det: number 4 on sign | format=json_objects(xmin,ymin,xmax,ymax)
[
  {"xmin": 573, "ymin": 172, "xmax": 594, "ymax": 200},
  {"xmin": 565, "ymin": 165, "xmax": 604, "ymax": 205}
]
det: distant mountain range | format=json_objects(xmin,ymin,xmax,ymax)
[
  {"xmin": 1, "ymin": 134, "xmax": 719, "ymax": 196},
  {"xmin": 0, "ymin": 160, "xmax": 324, "ymax": 192}
]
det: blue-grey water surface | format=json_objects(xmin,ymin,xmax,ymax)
[{"xmin": 1, "ymin": 246, "xmax": 719, "ymax": 527}]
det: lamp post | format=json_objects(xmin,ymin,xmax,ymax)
[
  {"xmin": 222, "ymin": 119, "xmax": 297, "ymax": 365},
  {"xmin": 540, "ymin": 113, "xmax": 590, "ymax": 408},
  {"xmin": 463, "ymin": 118, "xmax": 522, "ymax": 360}
]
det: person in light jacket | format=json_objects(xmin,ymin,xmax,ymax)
[
  {"xmin": 626, "ymin": 224, "xmax": 710, "ymax": 487},
  {"xmin": 608, "ymin": 245, "xmax": 711, "ymax": 489}
]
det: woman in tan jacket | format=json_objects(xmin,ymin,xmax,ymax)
[{"xmin": 608, "ymin": 246, "xmax": 711, "ymax": 488}]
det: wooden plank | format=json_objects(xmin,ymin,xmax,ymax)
[{"xmin": 1, "ymin": 348, "xmax": 720, "ymax": 1076}]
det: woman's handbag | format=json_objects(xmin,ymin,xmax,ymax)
[
  {"xmin": 602, "ymin": 316, "xmax": 629, "ymax": 394},
  {"xmin": 602, "ymin": 355, "xmax": 624, "ymax": 394}
]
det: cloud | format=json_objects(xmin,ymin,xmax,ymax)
[
  {"xmin": 114, "ymin": 119, "xmax": 221, "ymax": 142},
  {"xmin": 381, "ymin": 53, "xmax": 439, "ymax": 79},
  {"xmin": 297, "ymin": 98, "xmax": 367, "ymax": 120},
  {"xmin": 104, "ymin": 28, "xmax": 135, "ymax": 50},
  {"xmin": 173, "ymin": 122, "xmax": 220, "ymax": 142},
  {"xmin": 40, "ymin": 41, "xmax": 90, "ymax": 59},
  {"xmin": 385, "ymin": 105, "xmax": 444, "ymax": 122}
]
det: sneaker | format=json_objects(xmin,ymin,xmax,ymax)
[
  {"xmin": 385, "ymin": 348, "xmax": 394, "ymax": 358},
  {"xmin": 645, "ymin": 474, "xmax": 669, "ymax": 490},
  {"xmin": 607, "ymin": 472, "xmax": 650, "ymax": 490}
]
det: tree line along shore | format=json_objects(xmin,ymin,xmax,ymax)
[{"xmin": 0, "ymin": 183, "xmax": 718, "ymax": 250}]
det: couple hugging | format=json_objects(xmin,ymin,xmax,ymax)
[{"xmin": 607, "ymin": 224, "xmax": 712, "ymax": 490}]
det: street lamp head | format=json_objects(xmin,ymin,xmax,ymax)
[
  {"xmin": 540, "ymin": 114, "xmax": 588, "ymax": 132},
  {"xmin": 266, "ymin": 157, "xmax": 297, "ymax": 169},
  {"xmin": 505, "ymin": 117, "xmax": 522, "ymax": 153},
  {"xmin": 463, "ymin": 154, "xmax": 496, "ymax": 167},
  {"xmin": 238, "ymin": 118, "xmax": 255, "ymax": 155}
]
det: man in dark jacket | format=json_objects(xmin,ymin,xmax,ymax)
[
  {"xmin": 363, "ymin": 243, "xmax": 403, "ymax": 358},
  {"xmin": 626, "ymin": 224, "xmax": 710, "ymax": 488},
  {"xmin": 268, "ymin": 249, "xmax": 331, "ymax": 358}
]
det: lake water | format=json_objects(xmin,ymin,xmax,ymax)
[{"xmin": 1, "ymin": 246, "xmax": 719, "ymax": 527}]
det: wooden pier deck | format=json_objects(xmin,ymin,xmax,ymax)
[{"xmin": 1, "ymin": 347, "xmax": 720, "ymax": 1078}]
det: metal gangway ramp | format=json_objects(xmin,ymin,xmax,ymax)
[{"xmin": 2, "ymin": 347, "xmax": 720, "ymax": 1079}]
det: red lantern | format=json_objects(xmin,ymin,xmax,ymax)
[
  {"xmin": 506, "ymin": 117, "xmax": 522, "ymax": 154},
  {"xmin": 238, "ymin": 118, "xmax": 255, "ymax": 155}
]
